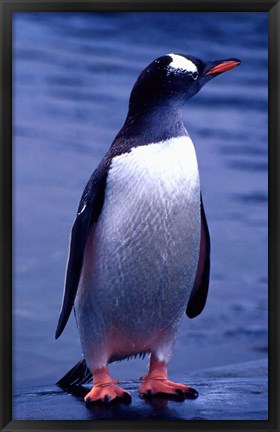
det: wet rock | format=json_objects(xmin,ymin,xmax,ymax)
[{"xmin": 13, "ymin": 358, "xmax": 267, "ymax": 420}]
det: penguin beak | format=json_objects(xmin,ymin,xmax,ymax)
[{"xmin": 204, "ymin": 59, "xmax": 241, "ymax": 76}]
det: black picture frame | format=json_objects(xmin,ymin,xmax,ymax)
[{"xmin": 0, "ymin": 1, "xmax": 279, "ymax": 431}]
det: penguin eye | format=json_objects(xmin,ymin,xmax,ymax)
[{"xmin": 191, "ymin": 71, "xmax": 198, "ymax": 80}]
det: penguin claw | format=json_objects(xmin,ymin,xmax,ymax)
[
  {"xmin": 184, "ymin": 387, "xmax": 199, "ymax": 399},
  {"xmin": 84, "ymin": 384, "xmax": 131, "ymax": 405},
  {"xmin": 102, "ymin": 394, "xmax": 110, "ymax": 404},
  {"xmin": 138, "ymin": 378, "xmax": 198, "ymax": 400},
  {"xmin": 175, "ymin": 388, "xmax": 184, "ymax": 396},
  {"xmin": 122, "ymin": 392, "xmax": 132, "ymax": 402}
]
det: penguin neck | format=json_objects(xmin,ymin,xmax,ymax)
[{"xmin": 117, "ymin": 102, "xmax": 188, "ymax": 146}]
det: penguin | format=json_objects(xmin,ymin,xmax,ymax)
[{"xmin": 55, "ymin": 53, "xmax": 241, "ymax": 404}]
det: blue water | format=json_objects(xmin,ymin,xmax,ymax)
[{"xmin": 13, "ymin": 12, "xmax": 268, "ymax": 390}]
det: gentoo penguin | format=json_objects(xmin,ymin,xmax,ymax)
[{"xmin": 56, "ymin": 53, "xmax": 241, "ymax": 404}]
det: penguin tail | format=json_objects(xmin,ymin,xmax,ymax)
[{"xmin": 56, "ymin": 358, "xmax": 93, "ymax": 388}]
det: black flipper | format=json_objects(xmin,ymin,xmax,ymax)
[
  {"xmin": 57, "ymin": 359, "xmax": 93, "ymax": 387},
  {"xmin": 55, "ymin": 159, "xmax": 109, "ymax": 339},
  {"xmin": 186, "ymin": 195, "xmax": 211, "ymax": 318},
  {"xmin": 55, "ymin": 132, "xmax": 149, "ymax": 340}
]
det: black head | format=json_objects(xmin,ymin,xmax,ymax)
[{"xmin": 128, "ymin": 53, "xmax": 241, "ymax": 115}]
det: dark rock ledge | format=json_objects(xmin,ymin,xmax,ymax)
[{"xmin": 13, "ymin": 358, "xmax": 267, "ymax": 420}]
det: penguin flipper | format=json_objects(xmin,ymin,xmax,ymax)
[
  {"xmin": 55, "ymin": 161, "xmax": 109, "ymax": 339},
  {"xmin": 186, "ymin": 195, "xmax": 211, "ymax": 318}
]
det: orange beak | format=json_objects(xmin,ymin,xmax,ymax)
[{"xmin": 204, "ymin": 60, "xmax": 241, "ymax": 76}]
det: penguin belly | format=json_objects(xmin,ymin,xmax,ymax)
[{"xmin": 75, "ymin": 136, "xmax": 201, "ymax": 372}]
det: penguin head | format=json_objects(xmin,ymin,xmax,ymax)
[{"xmin": 128, "ymin": 53, "xmax": 241, "ymax": 114}]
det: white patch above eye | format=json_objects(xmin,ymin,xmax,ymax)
[{"xmin": 167, "ymin": 53, "xmax": 198, "ymax": 78}]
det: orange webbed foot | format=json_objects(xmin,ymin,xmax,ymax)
[
  {"xmin": 138, "ymin": 378, "xmax": 198, "ymax": 399},
  {"xmin": 138, "ymin": 355, "xmax": 198, "ymax": 400},
  {"xmin": 84, "ymin": 366, "xmax": 131, "ymax": 404},
  {"xmin": 84, "ymin": 383, "xmax": 131, "ymax": 404}
]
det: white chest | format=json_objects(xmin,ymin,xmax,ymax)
[
  {"xmin": 92, "ymin": 136, "xmax": 200, "ymax": 299},
  {"xmin": 106, "ymin": 135, "xmax": 199, "ymax": 215},
  {"xmin": 77, "ymin": 135, "xmax": 201, "ymax": 348}
]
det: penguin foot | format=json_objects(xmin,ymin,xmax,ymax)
[
  {"xmin": 84, "ymin": 383, "xmax": 131, "ymax": 404},
  {"xmin": 139, "ymin": 355, "xmax": 198, "ymax": 399},
  {"xmin": 84, "ymin": 366, "xmax": 130, "ymax": 404},
  {"xmin": 138, "ymin": 378, "xmax": 198, "ymax": 399}
]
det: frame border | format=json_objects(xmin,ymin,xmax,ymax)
[{"xmin": 1, "ymin": 1, "xmax": 279, "ymax": 431}]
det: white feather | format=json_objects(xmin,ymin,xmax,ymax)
[
  {"xmin": 167, "ymin": 53, "xmax": 198, "ymax": 76},
  {"xmin": 75, "ymin": 136, "xmax": 201, "ymax": 370}
]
